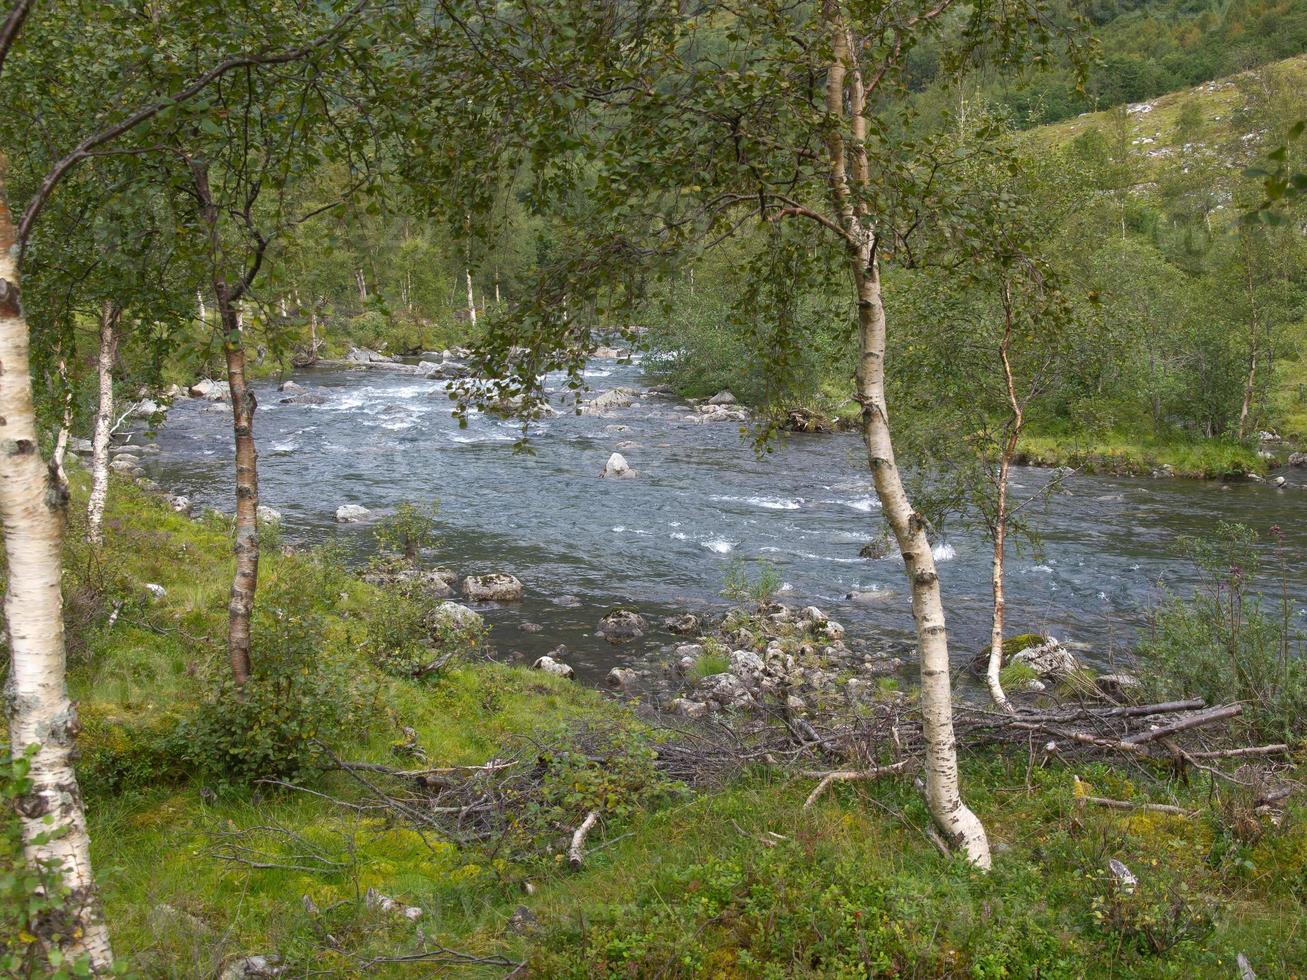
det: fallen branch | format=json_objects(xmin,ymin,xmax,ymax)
[
  {"xmin": 1082, "ymin": 795, "xmax": 1195, "ymax": 817},
  {"xmin": 802, "ymin": 759, "xmax": 912, "ymax": 809},
  {"xmin": 568, "ymin": 810, "xmax": 600, "ymax": 869},
  {"xmin": 1121, "ymin": 704, "xmax": 1243, "ymax": 745},
  {"xmin": 1186, "ymin": 744, "xmax": 1289, "ymax": 760}
]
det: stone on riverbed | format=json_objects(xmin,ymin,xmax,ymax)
[
  {"xmin": 581, "ymin": 387, "xmax": 638, "ymax": 414},
  {"xmin": 598, "ymin": 608, "xmax": 646, "ymax": 642},
  {"xmin": 533, "ymin": 655, "xmax": 575, "ymax": 680},
  {"xmin": 606, "ymin": 667, "xmax": 639, "ymax": 691},
  {"xmin": 188, "ymin": 378, "xmax": 227, "ymax": 401},
  {"xmin": 257, "ymin": 505, "xmax": 282, "ymax": 524},
  {"xmin": 663, "ymin": 613, "xmax": 700, "ymax": 635},
  {"xmin": 602, "ymin": 452, "xmax": 634, "ymax": 478},
  {"xmin": 707, "ymin": 390, "xmax": 737, "ymax": 405},
  {"xmin": 462, "ymin": 573, "xmax": 524, "ymax": 602},
  {"xmin": 278, "ymin": 380, "xmax": 303, "ymax": 393},
  {"xmin": 1289, "ymin": 452, "xmax": 1307, "ymax": 467},
  {"xmin": 335, "ymin": 504, "xmax": 371, "ymax": 523},
  {"xmin": 168, "ymin": 495, "xmax": 192, "ymax": 516}
]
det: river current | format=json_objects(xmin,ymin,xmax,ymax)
[{"xmin": 135, "ymin": 357, "xmax": 1307, "ymax": 683}]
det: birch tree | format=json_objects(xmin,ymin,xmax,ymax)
[{"xmin": 448, "ymin": 0, "xmax": 1083, "ymax": 865}]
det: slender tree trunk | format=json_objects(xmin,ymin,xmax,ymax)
[
  {"xmin": 355, "ymin": 268, "xmax": 367, "ymax": 303},
  {"xmin": 220, "ymin": 296, "xmax": 257, "ymax": 687},
  {"xmin": 494, "ymin": 271, "xmax": 501, "ymax": 305},
  {"xmin": 465, "ymin": 269, "xmax": 477, "ymax": 328},
  {"xmin": 986, "ymin": 459, "xmax": 1014, "ymax": 714},
  {"xmin": 825, "ymin": 4, "xmax": 990, "ymax": 866},
  {"xmin": 51, "ymin": 349, "xmax": 74, "ymax": 495},
  {"xmin": 0, "ymin": 172, "xmax": 114, "ymax": 972},
  {"xmin": 1237, "ymin": 248, "xmax": 1261, "ymax": 440},
  {"xmin": 309, "ymin": 303, "xmax": 320, "ymax": 357},
  {"xmin": 86, "ymin": 301, "xmax": 119, "ymax": 546},
  {"xmin": 986, "ymin": 301, "xmax": 1023, "ymax": 714},
  {"xmin": 197, "ymin": 289, "xmax": 207, "ymax": 326}
]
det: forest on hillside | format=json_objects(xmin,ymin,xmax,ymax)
[{"xmin": 1, "ymin": 0, "xmax": 1306, "ymax": 976}]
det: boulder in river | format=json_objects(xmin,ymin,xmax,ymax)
[
  {"xmin": 602, "ymin": 452, "xmax": 634, "ymax": 479},
  {"xmin": 257, "ymin": 505, "xmax": 282, "ymax": 524},
  {"xmin": 188, "ymin": 378, "xmax": 227, "ymax": 401},
  {"xmin": 131, "ymin": 399, "xmax": 162, "ymax": 419},
  {"xmin": 345, "ymin": 347, "xmax": 395, "ymax": 364},
  {"xmin": 461, "ymin": 573, "xmax": 524, "ymax": 602},
  {"xmin": 335, "ymin": 504, "xmax": 371, "ymax": 523},
  {"xmin": 663, "ymin": 613, "xmax": 700, "ymax": 635},
  {"xmin": 580, "ymin": 388, "xmax": 637, "ymax": 414},
  {"xmin": 109, "ymin": 457, "xmax": 140, "ymax": 474},
  {"xmin": 1290, "ymin": 452, "xmax": 1307, "ymax": 468},
  {"xmin": 532, "ymin": 655, "xmax": 575, "ymax": 680},
  {"xmin": 598, "ymin": 608, "xmax": 647, "ymax": 642},
  {"xmin": 168, "ymin": 495, "xmax": 192, "ymax": 516},
  {"xmin": 606, "ymin": 667, "xmax": 639, "ymax": 691},
  {"xmin": 707, "ymin": 390, "xmax": 737, "ymax": 405},
  {"xmin": 278, "ymin": 380, "xmax": 304, "ymax": 393}
]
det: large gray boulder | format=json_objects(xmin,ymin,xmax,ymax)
[
  {"xmin": 335, "ymin": 504, "xmax": 371, "ymax": 523},
  {"xmin": 707, "ymin": 390, "xmax": 737, "ymax": 405},
  {"xmin": 461, "ymin": 573, "xmax": 524, "ymax": 602}
]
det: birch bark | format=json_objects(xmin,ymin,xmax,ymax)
[
  {"xmin": 0, "ymin": 165, "xmax": 114, "ymax": 972},
  {"xmin": 86, "ymin": 301, "xmax": 119, "ymax": 545}
]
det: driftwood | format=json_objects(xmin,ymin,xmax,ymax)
[{"xmin": 802, "ymin": 760, "xmax": 912, "ymax": 809}]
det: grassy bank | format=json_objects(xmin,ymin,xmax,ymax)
[
  {"xmin": 9, "ymin": 473, "xmax": 1305, "ymax": 976},
  {"xmin": 1015, "ymin": 429, "xmax": 1268, "ymax": 480}
]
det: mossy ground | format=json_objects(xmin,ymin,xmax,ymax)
[{"xmin": 31, "ymin": 474, "xmax": 1307, "ymax": 976}]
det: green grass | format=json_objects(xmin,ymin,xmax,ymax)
[
  {"xmin": 1017, "ymin": 428, "xmax": 1266, "ymax": 479},
  {"xmin": 24, "ymin": 471, "xmax": 1307, "ymax": 976}
]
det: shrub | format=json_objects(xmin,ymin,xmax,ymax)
[
  {"xmin": 177, "ymin": 566, "xmax": 364, "ymax": 787},
  {"xmin": 1136, "ymin": 522, "xmax": 1307, "ymax": 742},
  {"xmin": 722, "ymin": 559, "xmax": 782, "ymax": 607},
  {"xmin": 372, "ymin": 501, "xmax": 440, "ymax": 562},
  {"xmin": 689, "ymin": 649, "xmax": 731, "ymax": 682},
  {"xmin": 359, "ymin": 585, "xmax": 482, "ymax": 680}
]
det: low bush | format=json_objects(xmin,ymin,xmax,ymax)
[{"xmin": 1137, "ymin": 522, "xmax": 1307, "ymax": 742}]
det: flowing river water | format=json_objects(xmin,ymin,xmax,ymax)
[{"xmin": 134, "ymin": 356, "xmax": 1307, "ymax": 684}]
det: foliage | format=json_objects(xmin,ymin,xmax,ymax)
[
  {"xmin": 722, "ymin": 559, "xmax": 783, "ymax": 607},
  {"xmin": 177, "ymin": 567, "xmax": 365, "ymax": 788},
  {"xmin": 1137, "ymin": 522, "xmax": 1307, "ymax": 741},
  {"xmin": 357, "ymin": 580, "xmax": 483, "ymax": 680},
  {"xmin": 689, "ymin": 649, "xmax": 732, "ymax": 683},
  {"xmin": 372, "ymin": 501, "xmax": 440, "ymax": 562}
]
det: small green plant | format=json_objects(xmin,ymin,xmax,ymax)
[
  {"xmin": 689, "ymin": 649, "xmax": 731, "ymax": 682},
  {"xmin": 999, "ymin": 661, "xmax": 1039, "ymax": 691},
  {"xmin": 373, "ymin": 501, "xmax": 440, "ymax": 562},
  {"xmin": 722, "ymin": 559, "xmax": 782, "ymax": 607}
]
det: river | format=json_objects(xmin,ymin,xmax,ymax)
[{"xmin": 135, "ymin": 357, "xmax": 1307, "ymax": 683}]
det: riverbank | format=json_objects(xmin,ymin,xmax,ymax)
[{"xmin": 31, "ymin": 471, "xmax": 1307, "ymax": 976}]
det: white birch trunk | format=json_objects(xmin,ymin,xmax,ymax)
[
  {"xmin": 86, "ymin": 301, "xmax": 119, "ymax": 546},
  {"xmin": 824, "ymin": 6, "xmax": 990, "ymax": 867},
  {"xmin": 465, "ymin": 269, "xmax": 477, "ymax": 328},
  {"xmin": 51, "ymin": 352, "xmax": 73, "ymax": 494},
  {"xmin": 0, "ymin": 175, "xmax": 114, "ymax": 972}
]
